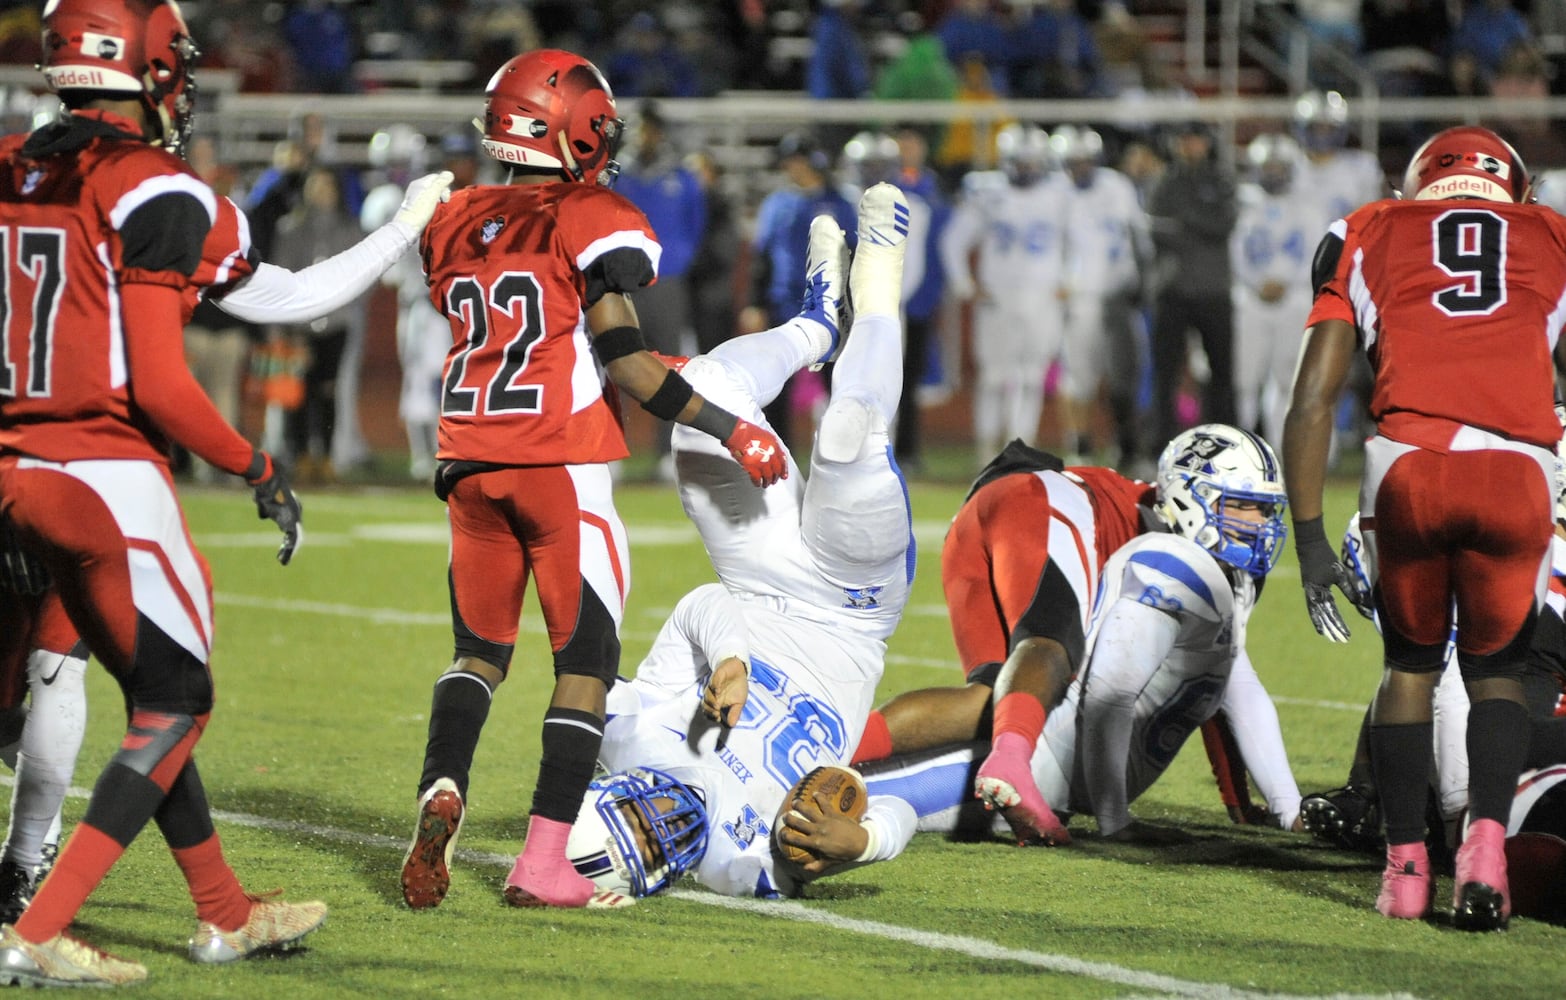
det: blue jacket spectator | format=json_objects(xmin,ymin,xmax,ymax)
[
  {"xmin": 807, "ymin": 1, "xmax": 873, "ymax": 100},
  {"xmin": 1009, "ymin": 0, "xmax": 1103, "ymax": 98},
  {"xmin": 605, "ymin": 11, "xmax": 700, "ymax": 99},
  {"xmin": 1450, "ymin": 0, "xmax": 1536, "ymax": 82},
  {"xmin": 749, "ymin": 138, "xmax": 857, "ymax": 322},
  {"xmin": 614, "ymin": 109, "xmax": 707, "ymax": 283},
  {"xmin": 283, "ymin": 0, "xmax": 357, "ymax": 93},
  {"xmin": 935, "ymin": 0, "xmax": 1012, "ymax": 79}
]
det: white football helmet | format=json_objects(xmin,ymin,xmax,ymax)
[
  {"xmin": 841, "ymin": 130, "xmax": 900, "ymax": 190},
  {"xmin": 995, "ymin": 123, "xmax": 1053, "ymax": 187},
  {"xmin": 1292, "ymin": 89, "xmax": 1350, "ymax": 154},
  {"xmin": 368, "ymin": 124, "xmax": 428, "ymax": 175},
  {"xmin": 1050, "ymin": 124, "xmax": 1103, "ymax": 189},
  {"xmin": 566, "ymin": 767, "xmax": 707, "ymax": 897},
  {"xmin": 1155, "ymin": 424, "xmax": 1289, "ymax": 576},
  {"xmin": 1246, "ymin": 133, "xmax": 1301, "ymax": 195}
]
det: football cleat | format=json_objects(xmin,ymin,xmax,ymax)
[
  {"xmin": 188, "ymin": 894, "xmax": 328, "ymax": 963},
  {"xmin": 974, "ymin": 738, "xmax": 1071, "ymax": 846},
  {"xmin": 0, "ymin": 861, "xmax": 34, "ymax": 927},
  {"xmin": 1452, "ymin": 818, "xmax": 1510, "ymax": 931},
  {"xmin": 802, "ymin": 214, "xmax": 849, "ymax": 371},
  {"xmin": 849, "ymin": 183, "xmax": 909, "ymax": 319},
  {"xmin": 400, "ymin": 777, "xmax": 465, "ymax": 910},
  {"xmin": 1375, "ymin": 845, "xmax": 1434, "ymax": 920},
  {"xmin": 1300, "ymin": 784, "xmax": 1383, "ymax": 853},
  {"xmin": 0, "ymin": 926, "xmax": 147, "ymax": 987}
]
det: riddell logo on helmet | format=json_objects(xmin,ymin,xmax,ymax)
[
  {"xmin": 1418, "ymin": 174, "xmax": 1511, "ymax": 202},
  {"xmin": 47, "ymin": 67, "xmax": 107, "ymax": 87}
]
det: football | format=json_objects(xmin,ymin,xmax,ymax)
[{"xmin": 774, "ymin": 765, "xmax": 868, "ymax": 867}]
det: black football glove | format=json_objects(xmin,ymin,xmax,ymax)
[
  {"xmin": 1293, "ymin": 516, "xmax": 1353, "ymax": 643},
  {"xmin": 0, "ymin": 518, "xmax": 49, "ymax": 595},
  {"xmin": 244, "ymin": 450, "xmax": 302, "ymax": 566}
]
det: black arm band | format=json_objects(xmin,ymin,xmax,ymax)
[
  {"xmin": 687, "ymin": 400, "xmax": 741, "ymax": 442},
  {"xmin": 1292, "ymin": 515, "xmax": 1328, "ymax": 552},
  {"xmin": 641, "ymin": 369, "xmax": 696, "ymax": 420},
  {"xmin": 592, "ymin": 325, "xmax": 646, "ymax": 366}
]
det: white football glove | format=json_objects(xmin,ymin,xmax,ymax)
[{"xmin": 393, "ymin": 170, "xmax": 455, "ymax": 234}]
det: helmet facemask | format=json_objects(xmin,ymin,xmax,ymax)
[
  {"xmin": 567, "ymin": 768, "xmax": 707, "ymax": 896},
  {"xmin": 1156, "ymin": 425, "xmax": 1289, "ymax": 577}
]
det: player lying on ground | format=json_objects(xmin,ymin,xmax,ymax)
[
  {"xmin": 542, "ymin": 186, "xmax": 922, "ymax": 898},
  {"xmin": 857, "ymin": 426, "xmax": 1294, "ymax": 844}
]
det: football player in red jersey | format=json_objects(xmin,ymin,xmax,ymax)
[
  {"xmin": 398, "ymin": 48, "xmax": 789, "ymax": 912},
  {"xmin": 0, "ymin": 0, "xmax": 456, "ymax": 984},
  {"xmin": 1285, "ymin": 125, "xmax": 1566, "ymax": 930}
]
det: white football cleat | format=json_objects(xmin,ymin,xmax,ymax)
[
  {"xmin": 0, "ymin": 926, "xmax": 147, "ymax": 987},
  {"xmin": 188, "ymin": 895, "xmax": 328, "ymax": 963},
  {"xmin": 850, "ymin": 182, "xmax": 909, "ymax": 319},
  {"xmin": 801, "ymin": 214, "xmax": 850, "ymax": 370}
]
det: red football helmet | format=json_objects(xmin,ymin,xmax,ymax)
[
  {"xmin": 39, "ymin": 0, "xmax": 200, "ymax": 157},
  {"xmin": 479, "ymin": 49, "xmax": 623, "ymax": 186},
  {"xmin": 1402, "ymin": 125, "xmax": 1530, "ymax": 204}
]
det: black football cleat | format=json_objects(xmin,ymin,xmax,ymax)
[{"xmin": 1300, "ymin": 784, "xmax": 1383, "ymax": 853}]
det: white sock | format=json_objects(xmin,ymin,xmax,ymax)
[
  {"xmin": 708, "ymin": 318, "xmax": 821, "ymax": 407},
  {"xmin": 828, "ymin": 313, "xmax": 903, "ymax": 427},
  {"xmin": 4, "ymin": 650, "xmax": 86, "ymax": 871}
]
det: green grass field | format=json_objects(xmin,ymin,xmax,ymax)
[{"xmin": 17, "ymin": 462, "xmax": 1562, "ymax": 999}]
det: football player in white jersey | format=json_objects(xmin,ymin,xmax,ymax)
[
  {"xmin": 860, "ymin": 425, "xmax": 1303, "ymax": 841},
  {"xmin": 941, "ymin": 123, "xmax": 1073, "ymax": 465},
  {"xmin": 1292, "ymin": 90, "xmax": 1385, "ymax": 223},
  {"xmin": 559, "ymin": 185, "xmax": 921, "ymax": 898},
  {"xmin": 1053, "ymin": 125, "xmax": 1150, "ymax": 465},
  {"xmin": 1231, "ymin": 133, "xmax": 1324, "ymax": 448}
]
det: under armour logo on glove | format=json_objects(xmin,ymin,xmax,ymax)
[{"xmin": 724, "ymin": 419, "xmax": 788, "ymax": 487}]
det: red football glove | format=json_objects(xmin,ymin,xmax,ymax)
[{"xmin": 724, "ymin": 420, "xmax": 788, "ymax": 487}]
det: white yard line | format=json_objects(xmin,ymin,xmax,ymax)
[{"xmin": 0, "ymin": 776, "xmax": 1419, "ymax": 1000}]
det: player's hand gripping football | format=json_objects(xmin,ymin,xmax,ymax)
[
  {"xmin": 1293, "ymin": 516, "xmax": 1353, "ymax": 643},
  {"xmin": 393, "ymin": 170, "xmax": 456, "ymax": 233},
  {"xmin": 724, "ymin": 419, "xmax": 788, "ymax": 487},
  {"xmin": 245, "ymin": 451, "xmax": 303, "ymax": 566},
  {"xmin": 777, "ymin": 787, "xmax": 867, "ymax": 876},
  {"xmin": 701, "ymin": 656, "xmax": 748, "ymax": 727}
]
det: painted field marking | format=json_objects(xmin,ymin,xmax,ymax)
[{"xmin": 0, "ymin": 775, "xmax": 1419, "ymax": 1000}]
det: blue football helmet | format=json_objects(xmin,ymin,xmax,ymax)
[
  {"xmin": 1340, "ymin": 512, "xmax": 1376, "ymax": 621},
  {"xmin": 566, "ymin": 767, "xmax": 708, "ymax": 896},
  {"xmin": 1155, "ymin": 424, "xmax": 1289, "ymax": 577}
]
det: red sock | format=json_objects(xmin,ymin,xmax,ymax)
[
  {"xmin": 1200, "ymin": 715, "xmax": 1254, "ymax": 816},
  {"xmin": 851, "ymin": 711, "xmax": 893, "ymax": 764},
  {"xmin": 172, "ymin": 834, "xmax": 251, "ymax": 931},
  {"xmin": 16, "ymin": 826, "xmax": 122, "ymax": 943},
  {"xmin": 991, "ymin": 692, "xmax": 1047, "ymax": 749}
]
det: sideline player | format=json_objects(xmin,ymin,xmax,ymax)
[
  {"xmin": 1284, "ymin": 125, "xmax": 1566, "ymax": 930},
  {"xmin": 563, "ymin": 185, "xmax": 920, "ymax": 898},
  {"xmin": 859, "ymin": 425, "xmax": 1292, "ymax": 843},
  {"xmin": 941, "ymin": 123, "xmax": 1071, "ymax": 464},
  {"xmin": 0, "ymin": 0, "xmax": 447, "ymax": 984},
  {"xmin": 399, "ymin": 49, "xmax": 789, "ymax": 912}
]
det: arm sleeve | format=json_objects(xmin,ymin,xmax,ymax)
[
  {"xmin": 121, "ymin": 283, "xmax": 255, "ymax": 475},
  {"xmin": 214, "ymin": 220, "xmax": 418, "ymax": 324},
  {"xmin": 1217, "ymin": 647, "xmax": 1302, "ymax": 829},
  {"xmin": 1079, "ymin": 598, "xmax": 1182, "ymax": 837},
  {"xmin": 117, "ymin": 192, "xmax": 210, "ymax": 284},
  {"xmin": 634, "ymin": 584, "xmax": 752, "ymax": 693},
  {"xmin": 857, "ymin": 796, "xmax": 917, "ymax": 861}
]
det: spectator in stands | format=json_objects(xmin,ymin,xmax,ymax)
[
  {"xmin": 1451, "ymin": 0, "xmax": 1541, "ymax": 89},
  {"xmin": 282, "ymin": 0, "xmax": 358, "ymax": 94},
  {"xmin": 614, "ymin": 101, "xmax": 708, "ymax": 475},
  {"xmin": 245, "ymin": 111, "xmax": 365, "ymax": 259},
  {"xmin": 1008, "ymin": 0, "xmax": 1104, "ymax": 98},
  {"xmin": 685, "ymin": 150, "xmax": 743, "ymax": 356},
  {"xmin": 269, "ymin": 167, "xmax": 371, "ymax": 483},
  {"xmin": 808, "ymin": 0, "xmax": 873, "ymax": 152},
  {"xmin": 874, "ymin": 23, "xmax": 960, "ymax": 153},
  {"xmin": 740, "ymin": 132, "xmax": 857, "ymax": 451},
  {"xmin": 1362, "ymin": 0, "xmax": 1452, "ymax": 105},
  {"xmin": 934, "ymin": 52, "xmax": 1013, "ymax": 191},
  {"xmin": 935, "ymin": 0, "xmax": 1012, "ymax": 83},
  {"xmin": 1294, "ymin": 0, "xmax": 1365, "ymax": 89},
  {"xmin": 605, "ymin": 10, "xmax": 700, "ymax": 99}
]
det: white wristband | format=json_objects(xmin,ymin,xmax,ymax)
[{"xmin": 854, "ymin": 816, "xmax": 883, "ymax": 863}]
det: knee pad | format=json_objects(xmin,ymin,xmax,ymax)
[
  {"xmin": 816, "ymin": 395, "xmax": 879, "ymax": 464},
  {"xmin": 452, "ymin": 609, "xmax": 514, "ymax": 678},
  {"xmin": 128, "ymin": 614, "xmax": 213, "ymax": 715},
  {"xmin": 552, "ymin": 588, "xmax": 621, "ymax": 687}
]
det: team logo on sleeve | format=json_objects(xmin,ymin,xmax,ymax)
[
  {"xmin": 843, "ymin": 585, "xmax": 883, "ymax": 610},
  {"xmin": 720, "ymin": 805, "xmax": 770, "ymax": 850},
  {"xmin": 21, "ymin": 167, "xmax": 45, "ymax": 196},
  {"xmin": 480, "ymin": 216, "xmax": 506, "ymax": 244}
]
